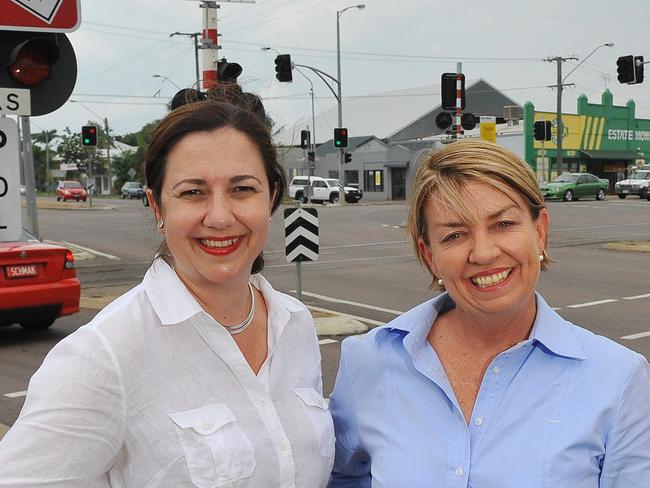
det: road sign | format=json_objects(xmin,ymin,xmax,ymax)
[
  {"xmin": 284, "ymin": 207, "xmax": 319, "ymax": 262},
  {"xmin": 480, "ymin": 116, "xmax": 497, "ymax": 144},
  {"xmin": 0, "ymin": 118, "xmax": 22, "ymax": 241},
  {"xmin": 0, "ymin": 87, "xmax": 31, "ymax": 116},
  {"xmin": 127, "ymin": 168, "xmax": 137, "ymax": 179},
  {"xmin": 0, "ymin": 0, "xmax": 81, "ymax": 32}
]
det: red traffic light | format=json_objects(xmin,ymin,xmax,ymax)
[{"xmin": 8, "ymin": 37, "xmax": 60, "ymax": 86}]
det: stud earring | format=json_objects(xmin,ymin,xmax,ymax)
[
  {"xmin": 538, "ymin": 253, "xmax": 544, "ymax": 262},
  {"xmin": 437, "ymin": 278, "xmax": 444, "ymax": 286},
  {"xmin": 157, "ymin": 220, "xmax": 164, "ymax": 229}
]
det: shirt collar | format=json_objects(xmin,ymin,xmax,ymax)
[
  {"xmin": 143, "ymin": 259, "xmax": 304, "ymax": 326},
  {"xmin": 375, "ymin": 291, "xmax": 586, "ymax": 360}
]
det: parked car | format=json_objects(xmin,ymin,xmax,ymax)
[
  {"xmin": 289, "ymin": 176, "xmax": 363, "ymax": 204},
  {"xmin": 0, "ymin": 229, "xmax": 80, "ymax": 330},
  {"xmin": 540, "ymin": 173, "xmax": 609, "ymax": 202},
  {"xmin": 614, "ymin": 168, "xmax": 650, "ymax": 199},
  {"xmin": 121, "ymin": 181, "xmax": 145, "ymax": 199},
  {"xmin": 56, "ymin": 180, "xmax": 87, "ymax": 202}
]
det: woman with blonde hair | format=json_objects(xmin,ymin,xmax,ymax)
[{"xmin": 328, "ymin": 139, "xmax": 650, "ymax": 487}]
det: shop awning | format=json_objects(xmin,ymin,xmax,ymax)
[{"xmin": 580, "ymin": 150, "xmax": 642, "ymax": 160}]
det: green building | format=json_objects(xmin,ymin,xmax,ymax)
[{"xmin": 524, "ymin": 90, "xmax": 650, "ymax": 189}]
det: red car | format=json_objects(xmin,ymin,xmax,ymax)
[
  {"xmin": 0, "ymin": 230, "xmax": 80, "ymax": 330},
  {"xmin": 56, "ymin": 180, "xmax": 87, "ymax": 202}
]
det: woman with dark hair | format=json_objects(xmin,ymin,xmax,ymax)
[{"xmin": 0, "ymin": 86, "xmax": 334, "ymax": 487}]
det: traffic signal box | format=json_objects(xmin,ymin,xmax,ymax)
[
  {"xmin": 0, "ymin": 31, "xmax": 77, "ymax": 116},
  {"xmin": 617, "ymin": 55, "xmax": 636, "ymax": 84},
  {"xmin": 274, "ymin": 54, "xmax": 293, "ymax": 82},
  {"xmin": 441, "ymin": 73, "xmax": 465, "ymax": 111},
  {"xmin": 300, "ymin": 129, "xmax": 310, "ymax": 149},
  {"xmin": 344, "ymin": 153, "xmax": 352, "ymax": 163},
  {"xmin": 634, "ymin": 56, "xmax": 644, "ymax": 84},
  {"xmin": 81, "ymin": 125, "xmax": 97, "ymax": 147},
  {"xmin": 217, "ymin": 58, "xmax": 242, "ymax": 83},
  {"xmin": 533, "ymin": 121, "xmax": 552, "ymax": 141},
  {"xmin": 334, "ymin": 128, "xmax": 348, "ymax": 148}
]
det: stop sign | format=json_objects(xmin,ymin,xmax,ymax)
[{"xmin": 0, "ymin": 0, "xmax": 81, "ymax": 33}]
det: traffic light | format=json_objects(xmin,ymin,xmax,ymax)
[
  {"xmin": 81, "ymin": 126, "xmax": 97, "ymax": 147},
  {"xmin": 217, "ymin": 58, "xmax": 243, "ymax": 83},
  {"xmin": 334, "ymin": 128, "xmax": 348, "ymax": 148},
  {"xmin": 460, "ymin": 113, "xmax": 477, "ymax": 131},
  {"xmin": 274, "ymin": 54, "xmax": 293, "ymax": 82},
  {"xmin": 441, "ymin": 72, "xmax": 465, "ymax": 111},
  {"xmin": 0, "ymin": 31, "xmax": 77, "ymax": 116},
  {"xmin": 344, "ymin": 152, "xmax": 352, "ymax": 163},
  {"xmin": 634, "ymin": 56, "xmax": 644, "ymax": 84},
  {"xmin": 617, "ymin": 55, "xmax": 635, "ymax": 84},
  {"xmin": 300, "ymin": 129, "xmax": 310, "ymax": 149},
  {"xmin": 435, "ymin": 112, "xmax": 452, "ymax": 131},
  {"xmin": 533, "ymin": 121, "xmax": 552, "ymax": 141},
  {"xmin": 307, "ymin": 151, "xmax": 315, "ymax": 162}
]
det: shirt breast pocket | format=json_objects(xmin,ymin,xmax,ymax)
[
  {"xmin": 169, "ymin": 404, "xmax": 256, "ymax": 488},
  {"xmin": 293, "ymin": 387, "xmax": 335, "ymax": 459}
]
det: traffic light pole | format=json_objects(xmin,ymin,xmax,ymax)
[{"xmin": 20, "ymin": 117, "xmax": 39, "ymax": 238}]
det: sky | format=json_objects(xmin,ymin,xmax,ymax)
[{"xmin": 12, "ymin": 0, "xmax": 650, "ymax": 145}]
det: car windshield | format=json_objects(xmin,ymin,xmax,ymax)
[
  {"xmin": 64, "ymin": 181, "xmax": 82, "ymax": 188},
  {"xmin": 631, "ymin": 171, "xmax": 650, "ymax": 180},
  {"xmin": 553, "ymin": 174, "xmax": 578, "ymax": 183},
  {"xmin": 126, "ymin": 182, "xmax": 142, "ymax": 188},
  {"xmin": 326, "ymin": 179, "xmax": 340, "ymax": 186}
]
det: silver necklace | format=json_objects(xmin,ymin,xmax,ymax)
[{"xmin": 219, "ymin": 282, "xmax": 256, "ymax": 335}]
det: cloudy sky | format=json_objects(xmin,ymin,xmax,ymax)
[{"xmin": 15, "ymin": 0, "xmax": 650, "ymax": 144}]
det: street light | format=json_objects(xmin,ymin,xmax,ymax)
[
  {"xmin": 551, "ymin": 42, "xmax": 613, "ymax": 172},
  {"xmin": 262, "ymin": 46, "xmax": 317, "ymax": 174},
  {"xmin": 336, "ymin": 3, "xmax": 365, "ymax": 204},
  {"xmin": 153, "ymin": 74, "xmax": 182, "ymax": 90}
]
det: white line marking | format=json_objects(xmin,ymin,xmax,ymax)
[
  {"xmin": 621, "ymin": 331, "xmax": 650, "ymax": 340},
  {"xmin": 553, "ymin": 222, "xmax": 650, "ymax": 232},
  {"xmin": 309, "ymin": 305, "xmax": 385, "ymax": 326},
  {"xmin": 567, "ymin": 299, "xmax": 618, "ymax": 308},
  {"xmin": 622, "ymin": 293, "xmax": 650, "ymax": 300},
  {"xmin": 4, "ymin": 391, "xmax": 27, "ymax": 398},
  {"xmin": 62, "ymin": 242, "xmax": 121, "ymax": 260},
  {"xmin": 299, "ymin": 291, "xmax": 404, "ymax": 315},
  {"xmin": 266, "ymin": 254, "xmax": 413, "ymax": 269},
  {"xmin": 319, "ymin": 339, "xmax": 338, "ymax": 345}
]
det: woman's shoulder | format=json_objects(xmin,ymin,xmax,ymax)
[{"xmin": 568, "ymin": 322, "xmax": 647, "ymax": 368}]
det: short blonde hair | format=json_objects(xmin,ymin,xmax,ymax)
[{"xmin": 406, "ymin": 139, "xmax": 549, "ymax": 288}]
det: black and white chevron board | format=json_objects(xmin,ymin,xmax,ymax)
[{"xmin": 284, "ymin": 207, "xmax": 319, "ymax": 262}]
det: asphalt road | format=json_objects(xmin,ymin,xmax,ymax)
[{"xmin": 2, "ymin": 195, "xmax": 649, "ymax": 428}]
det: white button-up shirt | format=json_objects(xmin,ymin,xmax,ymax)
[{"xmin": 0, "ymin": 260, "xmax": 334, "ymax": 487}]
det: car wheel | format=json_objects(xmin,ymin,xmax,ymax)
[
  {"xmin": 329, "ymin": 193, "xmax": 339, "ymax": 204},
  {"xmin": 562, "ymin": 190, "xmax": 573, "ymax": 202},
  {"xmin": 82, "ymin": 197, "xmax": 87, "ymax": 202},
  {"xmin": 20, "ymin": 309, "xmax": 57, "ymax": 330},
  {"xmin": 618, "ymin": 194, "xmax": 627, "ymax": 199},
  {"xmin": 640, "ymin": 188, "xmax": 648, "ymax": 199},
  {"xmin": 56, "ymin": 195, "xmax": 61, "ymax": 201},
  {"xmin": 295, "ymin": 191, "xmax": 308, "ymax": 204},
  {"xmin": 596, "ymin": 189, "xmax": 606, "ymax": 200}
]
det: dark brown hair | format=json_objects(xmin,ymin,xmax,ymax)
[{"xmin": 145, "ymin": 83, "xmax": 286, "ymax": 274}]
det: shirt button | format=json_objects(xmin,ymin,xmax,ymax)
[
  {"xmin": 474, "ymin": 417, "xmax": 483, "ymax": 426},
  {"xmin": 456, "ymin": 466, "xmax": 464, "ymax": 476},
  {"xmin": 492, "ymin": 366, "xmax": 501, "ymax": 374},
  {"xmin": 258, "ymin": 398, "xmax": 267, "ymax": 407}
]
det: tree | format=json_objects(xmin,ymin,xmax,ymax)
[{"xmin": 57, "ymin": 127, "xmax": 86, "ymax": 175}]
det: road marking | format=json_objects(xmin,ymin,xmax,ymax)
[
  {"xmin": 299, "ymin": 291, "xmax": 404, "ymax": 315},
  {"xmin": 553, "ymin": 222, "xmax": 650, "ymax": 232},
  {"xmin": 266, "ymin": 254, "xmax": 413, "ymax": 269},
  {"xmin": 621, "ymin": 331, "xmax": 650, "ymax": 340},
  {"xmin": 622, "ymin": 293, "xmax": 650, "ymax": 300},
  {"xmin": 62, "ymin": 242, "xmax": 121, "ymax": 260},
  {"xmin": 4, "ymin": 391, "xmax": 27, "ymax": 398},
  {"xmin": 566, "ymin": 299, "xmax": 618, "ymax": 308},
  {"xmin": 319, "ymin": 339, "xmax": 338, "ymax": 345},
  {"xmin": 309, "ymin": 305, "xmax": 385, "ymax": 326}
]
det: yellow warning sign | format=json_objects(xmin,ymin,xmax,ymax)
[{"xmin": 480, "ymin": 116, "xmax": 496, "ymax": 143}]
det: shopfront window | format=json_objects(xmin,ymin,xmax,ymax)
[{"xmin": 364, "ymin": 170, "xmax": 384, "ymax": 192}]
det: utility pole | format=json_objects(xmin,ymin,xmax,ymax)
[
  {"xmin": 20, "ymin": 117, "xmax": 39, "ymax": 238},
  {"xmin": 104, "ymin": 117, "xmax": 112, "ymax": 194},
  {"xmin": 545, "ymin": 55, "xmax": 577, "ymax": 173}
]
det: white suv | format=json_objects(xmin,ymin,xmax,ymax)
[
  {"xmin": 615, "ymin": 168, "xmax": 650, "ymax": 199},
  {"xmin": 289, "ymin": 176, "xmax": 363, "ymax": 204}
]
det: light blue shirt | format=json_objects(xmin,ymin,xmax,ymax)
[{"xmin": 328, "ymin": 293, "xmax": 650, "ymax": 487}]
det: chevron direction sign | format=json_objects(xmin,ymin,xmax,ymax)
[{"xmin": 284, "ymin": 207, "xmax": 319, "ymax": 262}]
